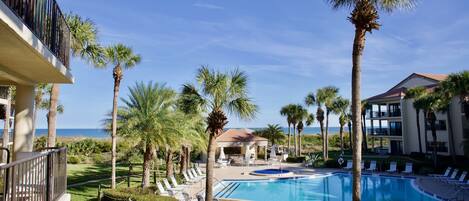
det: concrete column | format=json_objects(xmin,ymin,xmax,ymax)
[{"xmin": 13, "ymin": 85, "xmax": 35, "ymax": 160}]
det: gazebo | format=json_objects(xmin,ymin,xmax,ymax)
[{"xmin": 216, "ymin": 128, "xmax": 268, "ymax": 162}]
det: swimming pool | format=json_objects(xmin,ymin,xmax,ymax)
[{"xmin": 214, "ymin": 173, "xmax": 438, "ymax": 201}]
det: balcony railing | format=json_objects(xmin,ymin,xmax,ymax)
[
  {"xmin": 388, "ymin": 110, "xmax": 401, "ymax": 117},
  {"xmin": 368, "ymin": 128, "xmax": 388, "ymax": 135},
  {"xmin": 1, "ymin": 0, "xmax": 70, "ymax": 68},
  {"xmin": 0, "ymin": 147, "xmax": 67, "ymax": 201},
  {"xmin": 371, "ymin": 111, "xmax": 387, "ymax": 118}
]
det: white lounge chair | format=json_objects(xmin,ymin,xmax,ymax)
[
  {"xmin": 187, "ymin": 170, "xmax": 203, "ymax": 182},
  {"xmin": 170, "ymin": 175, "xmax": 189, "ymax": 188},
  {"xmin": 386, "ymin": 162, "xmax": 397, "ymax": 173},
  {"xmin": 182, "ymin": 171, "xmax": 197, "ymax": 184},
  {"xmin": 447, "ymin": 171, "xmax": 467, "ymax": 184},
  {"xmin": 196, "ymin": 166, "xmax": 205, "ymax": 176},
  {"xmin": 156, "ymin": 181, "xmax": 181, "ymax": 197},
  {"xmin": 366, "ymin": 161, "xmax": 377, "ymax": 172},
  {"xmin": 440, "ymin": 169, "xmax": 459, "ymax": 182},
  {"xmin": 192, "ymin": 168, "xmax": 205, "ymax": 179},
  {"xmin": 163, "ymin": 178, "xmax": 184, "ymax": 191},
  {"xmin": 343, "ymin": 160, "xmax": 352, "ymax": 170},
  {"xmin": 402, "ymin": 163, "xmax": 413, "ymax": 174},
  {"xmin": 430, "ymin": 167, "xmax": 452, "ymax": 178}
]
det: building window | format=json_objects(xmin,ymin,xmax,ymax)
[
  {"xmin": 426, "ymin": 120, "xmax": 447, "ymax": 131},
  {"xmin": 426, "ymin": 142, "xmax": 448, "ymax": 152},
  {"xmin": 388, "ymin": 103, "xmax": 401, "ymax": 117},
  {"xmin": 389, "ymin": 122, "xmax": 402, "ymax": 136}
]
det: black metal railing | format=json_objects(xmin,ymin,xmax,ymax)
[
  {"xmin": 0, "ymin": 147, "xmax": 67, "ymax": 201},
  {"xmin": 368, "ymin": 128, "xmax": 388, "ymax": 135},
  {"xmin": 1, "ymin": 0, "xmax": 70, "ymax": 68}
]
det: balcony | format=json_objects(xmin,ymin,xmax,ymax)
[
  {"xmin": 368, "ymin": 128, "xmax": 388, "ymax": 136},
  {"xmin": 0, "ymin": 0, "xmax": 73, "ymax": 84},
  {"xmin": 0, "ymin": 147, "xmax": 67, "ymax": 201},
  {"xmin": 2, "ymin": 0, "xmax": 70, "ymax": 67}
]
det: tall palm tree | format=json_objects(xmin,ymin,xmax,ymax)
[
  {"xmin": 117, "ymin": 82, "xmax": 177, "ymax": 187},
  {"xmin": 2, "ymin": 86, "xmax": 12, "ymax": 163},
  {"xmin": 280, "ymin": 104, "xmax": 295, "ymax": 154},
  {"xmin": 404, "ymin": 86, "xmax": 427, "ymax": 153},
  {"xmin": 104, "ymin": 44, "xmax": 141, "ymax": 189},
  {"xmin": 321, "ymin": 86, "xmax": 339, "ymax": 160},
  {"xmin": 304, "ymin": 113, "xmax": 315, "ymax": 155},
  {"xmin": 360, "ymin": 100, "xmax": 370, "ymax": 152},
  {"xmin": 305, "ymin": 92, "xmax": 328, "ymax": 159},
  {"xmin": 292, "ymin": 105, "xmax": 308, "ymax": 156},
  {"xmin": 327, "ymin": 1, "xmax": 416, "ymax": 200},
  {"xmin": 417, "ymin": 93, "xmax": 444, "ymax": 168},
  {"xmin": 440, "ymin": 71, "xmax": 469, "ymax": 119},
  {"xmin": 179, "ymin": 66, "xmax": 257, "ymax": 201},
  {"xmin": 333, "ymin": 97, "xmax": 350, "ymax": 154},
  {"xmin": 47, "ymin": 14, "xmax": 105, "ymax": 147}
]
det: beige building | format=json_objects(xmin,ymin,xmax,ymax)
[
  {"xmin": 366, "ymin": 73, "xmax": 468, "ymax": 156},
  {"xmin": 216, "ymin": 129, "xmax": 268, "ymax": 162},
  {"xmin": 1, "ymin": 0, "xmax": 73, "ymax": 200}
]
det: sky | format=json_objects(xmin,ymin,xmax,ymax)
[{"xmin": 36, "ymin": 0, "xmax": 469, "ymax": 129}]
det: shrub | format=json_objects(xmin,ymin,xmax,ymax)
[
  {"xmin": 102, "ymin": 187, "xmax": 177, "ymax": 201},
  {"xmin": 286, "ymin": 156, "xmax": 306, "ymax": 163},
  {"xmin": 92, "ymin": 153, "xmax": 108, "ymax": 164},
  {"xmin": 68, "ymin": 155, "xmax": 81, "ymax": 164}
]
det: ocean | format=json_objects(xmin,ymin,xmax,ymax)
[{"xmin": 34, "ymin": 127, "xmax": 343, "ymax": 138}]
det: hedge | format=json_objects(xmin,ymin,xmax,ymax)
[{"xmin": 102, "ymin": 188, "xmax": 177, "ymax": 201}]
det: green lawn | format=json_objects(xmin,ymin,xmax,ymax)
[{"xmin": 67, "ymin": 164, "xmax": 169, "ymax": 201}]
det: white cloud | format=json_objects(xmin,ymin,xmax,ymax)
[{"xmin": 193, "ymin": 3, "xmax": 224, "ymax": 10}]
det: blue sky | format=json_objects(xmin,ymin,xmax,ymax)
[{"xmin": 38, "ymin": 0, "xmax": 469, "ymax": 128}]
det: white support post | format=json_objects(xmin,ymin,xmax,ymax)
[{"xmin": 12, "ymin": 85, "xmax": 35, "ymax": 160}]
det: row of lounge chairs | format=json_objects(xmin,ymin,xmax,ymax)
[
  {"xmin": 155, "ymin": 166, "xmax": 206, "ymax": 200},
  {"xmin": 343, "ymin": 160, "xmax": 413, "ymax": 174},
  {"xmin": 430, "ymin": 167, "xmax": 469, "ymax": 194}
]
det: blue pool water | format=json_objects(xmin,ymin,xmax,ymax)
[
  {"xmin": 215, "ymin": 173, "xmax": 438, "ymax": 201},
  {"xmin": 252, "ymin": 169, "xmax": 291, "ymax": 174}
]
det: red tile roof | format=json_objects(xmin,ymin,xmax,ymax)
[
  {"xmin": 216, "ymin": 129, "xmax": 267, "ymax": 142},
  {"xmin": 414, "ymin": 73, "xmax": 448, "ymax": 81}
]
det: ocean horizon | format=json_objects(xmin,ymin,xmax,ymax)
[{"xmin": 34, "ymin": 127, "xmax": 345, "ymax": 138}]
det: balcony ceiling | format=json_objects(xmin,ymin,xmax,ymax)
[{"xmin": 0, "ymin": 3, "xmax": 73, "ymax": 85}]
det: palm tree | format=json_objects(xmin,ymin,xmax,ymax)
[
  {"xmin": 1, "ymin": 86, "xmax": 12, "ymax": 163},
  {"xmin": 292, "ymin": 105, "xmax": 308, "ymax": 156},
  {"xmin": 404, "ymin": 86, "xmax": 427, "ymax": 153},
  {"xmin": 321, "ymin": 86, "xmax": 339, "ymax": 160},
  {"xmin": 179, "ymin": 66, "xmax": 257, "ymax": 201},
  {"xmin": 360, "ymin": 100, "xmax": 370, "ymax": 152},
  {"xmin": 333, "ymin": 97, "xmax": 350, "ymax": 154},
  {"xmin": 47, "ymin": 14, "xmax": 105, "ymax": 147},
  {"xmin": 280, "ymin": 105, "xmax": 295, "ymax": 154},
  {"xmin": 254, "ymin": 124, "xmax": 285, "ymax": 145},
  {"xmin": 104, "ymin": 44, "xmax": 141, "ymax": 189},
  {"xmin": 347, "ymin": 112, "xmax": 353, "ymax": 151},
  {"xmin": 440, "ymin": 71, "xmax": 469, "ymax": 119},
  {"xmin": 305, "ymin": 92, "xmax": 328, "ymax": 159},
  {"xmin": 327, "ymin": 1, "xmax": 416, "ymax": 200},
  {"xmin": 117, "ymin": 82, "xmax": 177, "ymax": 187}
]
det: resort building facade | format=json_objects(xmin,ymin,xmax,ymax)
[
  {"xmin": 1, "ymin": 0, "xmax": 73, "ymax": 200},
  {"xmin": 366, "ymin": 73, "xmax": 468, "ymax": 156}
]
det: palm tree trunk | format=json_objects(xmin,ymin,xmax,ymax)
[
  {"xmin": 320, "ymin": 121, "xmax": 326, "ymax": 159},
  {"xmin": 325, "ymin": 111, "xmax": 329, "ymax": 160},
  {"xmin": 142, "ymin": 143, "xmax": 154, "ymax": 187},
  {"xmin": 31, "ymin": 104, "xmax": 38, "ymax": 148},
  {"xmin": 340, "ymin": 125, "xmax": 344, "ymax": 154},
  {"xmin": 186, "ymin": 146, "xmax": 191, "ymax": 169},
  {"xmin": 111, "ymin": 66, "xmax": 122, "ymax": 189},
  {"xmin": 362, "ymin": 114, "xmax": 368, "ymax": 152},
  {"xmin": 293, "ymin": 124, "xmax": 297, "ymax": 157},
  {"xmin": 351, "ymin": 26, "xmax": 366, "ymax": 201},
  {"xmin": 431, "ymin": 123, "xmax": 437, "ymax": 168},
  {"xmin": 166, "ymin": 151, "xmax": 174, "ymax": 178},
  {"xmin": 47, "ymin": 84, "xmax": 59, "ymax": 147},
  {"xmin": 205, "ymin": 132, "xmax": 218, "ymax": 201},
  {"xmin": 2, "ymin": 88, "xmax": 11, "ymax": 163},
  {"xmin": 423, "ymin": 110, "xmax": 428, "ymax": 154},
  {"xmin": 298, "ymin": 131, "xmax": 302, "ymax": 156},
  {"xmin": 446, "ymin": 111, "xmax": 456, "ymax": 163},
  {"xmin": 416, "ymin": 109, "xmax": 423, "ymax": 153},
  {"xmin": 287, "ymin": 124, "xmax": 291, "ymax": 154},
  {"xmin": 348, "ymin": 121, "xmax": 353, "ymax": 151},
  {"xmin": 180, "ymin": 146, "xmax": 187, "ymax": 174}
]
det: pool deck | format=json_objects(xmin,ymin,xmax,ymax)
[{"xmin": 182, "ymin": 163, "xmax": 467, "ymax": 201}]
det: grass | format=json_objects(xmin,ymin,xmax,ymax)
[{"xmin": 67, "ymin": 163, "xmax": 169, "ymax": 201}]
